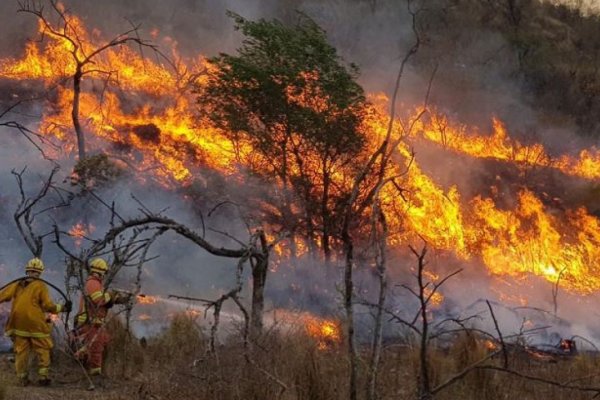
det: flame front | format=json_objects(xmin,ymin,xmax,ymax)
[
  {"xmin": 2, "ymin": 12, "xmax": 600, "ymax": 301},
  {"xmin": 413, "ymin": 113, "xmax": 600, "ymax": 180}
]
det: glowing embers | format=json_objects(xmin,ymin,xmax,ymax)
[
  {"xmin": 271, "ymin": 310, "xmax": 342, "ymax": 350},
  {"xmin": 305, "ymin": 316, "xmax": 342, "ymax": 350},
  {"xmin": 68, "ymin": 221, "xmax": 96, "ymax": 247}
]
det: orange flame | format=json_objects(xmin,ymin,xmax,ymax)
[
  {"xmin": 1, "ymin": 11, "xmax": 600, "ymax": 301},
  {"xmin": 68, "ymin": 221, "xmax": 96, "ymax": 247},
  {"xmin": 412, "ymin": 113, "xmax": 600, "ymax": 180},
  {"xmin": 305, "ymin": 316, "xmax": 342, "ymax": 350},
  {"xmin": 137, "ymin": 295, "xmax": 159, "ymax": 305}
]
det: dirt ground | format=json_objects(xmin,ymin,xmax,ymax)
[{"xmin": 0, "ymin": 353, "xmax": 147, "ymax": 400}]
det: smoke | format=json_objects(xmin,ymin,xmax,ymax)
[
  {"xmin": 0, "ymin": 0, "xmax": 583, "ymax": 147},
  {"xmin": 0, "ymin": 0, "xmax": 593, "ymax": 144},
  {"xmin": 0, "ymin": 0, "xmax": 599, "ymax": 347},
  {"xmin": 0, "ymin": 125, "xmax": 57, "ymax": 278}
]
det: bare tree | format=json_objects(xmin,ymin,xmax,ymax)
[
  {"xmin": 12, "ymin": 165, "xmax": 70, "ymax": 257},
  {"xmin": 362, "ymin": 244, "xmax": 600, "ymax": 400},
  {"xmin": 54, "ymin": 203, "xmax": 274, "ymax": 333},
  {"xmin": 18, "ymin": 0, "xmax": 159, "ymax": 161},
  {"xmin": 366, "ymin": 196, "xmax": 388, "ymax": 400},
  {"xmin": 1, "ymin": 101, "xmax": 59, "ymax": 160},
  {"xmin": 340, "ymin": 1, "xmax": 427, "ymax": 398}
]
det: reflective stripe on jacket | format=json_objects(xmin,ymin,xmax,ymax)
[
  {"xmin": 0, "ymin": 280, "xmax": 61, "ymax": 338},
  {"xmin": 76, "ymin": 276, "xmax": 111, "ymax": 326}
]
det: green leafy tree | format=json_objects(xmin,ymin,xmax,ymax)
[{"xmin": 198, "ymin": 12, "xmax": 369, "ymax": 261}]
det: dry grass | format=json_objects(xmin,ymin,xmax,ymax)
[{"xmin": 1, "ymin": 316, "xmax": 600, "ymax": 399}]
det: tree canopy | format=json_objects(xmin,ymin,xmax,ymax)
[{"xmin": 198, "ymin": 12, "xmax": 370, "ymax": 260}]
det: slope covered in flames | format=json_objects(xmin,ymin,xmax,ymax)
[{"xmin": 0, "ymin": 4, "xmax": 599, "ymax": 299}]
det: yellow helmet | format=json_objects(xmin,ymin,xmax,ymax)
[
  {"xmin": 90, "ymin": 258, "xmax": 109, "ymax": 275},
  {"xmin": 25, "ymin": 258, "xmax": 44, "ymax": 273}
]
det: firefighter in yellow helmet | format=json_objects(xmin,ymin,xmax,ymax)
[
  {"xmin": 75, "ymin": 257, "xmax": 128, "ymax": 383},
  {"xmin": 0, "ymin": 258, "xmax": 72, "ymax": 386}
]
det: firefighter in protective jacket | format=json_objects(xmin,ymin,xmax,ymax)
[
  {"xmin": 0, "ymin": 258, "xmax": 72, "ymax": 386},
  {"xmin": 75, "ymin": 258, "xmax": 128, "ymax": 378}
]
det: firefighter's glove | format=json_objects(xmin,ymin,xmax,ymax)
[{"xmin": 63, "ymin": 300, "xmax": 73, "ymax": 313}]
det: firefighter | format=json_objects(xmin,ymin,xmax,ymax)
[
  {"xmin": 0, "ymin": 258, "xmax": 72, "ymax": 386},
  {"xmin": 75, "ymin": 257, "xmax": 128, "ymax": 384}
]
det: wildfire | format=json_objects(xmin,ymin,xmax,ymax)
[
  {"xmin": 137, "ymin": 294, "xmax": 159, "ymax": 305},
  {"xmin": 305, "ymin": 317, "xmax": 342, "ymax": 350},
  {"xmin": 1, "ymin": 8, "xmax": 600, "ymax": 303},
  {"xmin": 68, "ymin": 221, "xmax": 96, "ymax": 247},
  {"xmin": 412, "ymin": 113, "xmax": 600, "ymax": 180}
]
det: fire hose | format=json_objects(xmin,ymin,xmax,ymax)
[
  {"xmin": 0, "ymin": 276, "xmax": 72, "ymax": 331},
  {"xmin": 0, "ymin": 277, "xmax": 135, "ymax": 389},
  {"xmin": 0, "ymin": 276, "xmax": 69, "ymax": 301}
]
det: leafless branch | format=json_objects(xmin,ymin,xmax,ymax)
[
  {"xmin": 17, "ymin": 0, "xmax": 168, "ymax": 160},
  {"xmin": 12, "ymin": 166, "xmax": 62, "ymax": 257},
  {"xmin": 486, "ymin": 300, "xmax": 508, "ymax": 369},
  {"xmin": 430, "ymin": 349, "xmax": 502, "ymax": 395}
]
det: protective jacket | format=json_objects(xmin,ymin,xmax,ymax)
[
  {"xmin": 0, "ymin": 279, "xmax": 62, "ymax": 338},
  {"xmin": 76, "ymin": 275, "xmax": 112, "ymax": 326},
  {"xmin": 74, "ymin": 274, "xmax": 113, "ymax": 375}
]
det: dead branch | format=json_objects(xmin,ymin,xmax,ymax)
[
  {"xmin": 486, "ymin": 300, "xmax": 509, "ymax": 369},
  {"xmin": 355, "ymin": 298, "xmax": 420, "ymax": 335},
  {"xmin": 339, "ymin": 1, "xmax": 425, "ymax": 394},
  {"xmin": 83, "ymin": 215, "xmax": 254, "ymax": 259},
  {"xmin": 1, "ymin": 119, "xmax": 58, "ymax": 161},
  {"xmin": 552, "ymin": 266, "xmax": 567, "ymax": 316},
  {"xmin": 125, "ymin": 228, "xmax": 166, "ymax": 331},
  {"xmin": 17, "ymin": 0, "xmax": 162, "ymax": 160},
  {"xmin": 58, "ymin": 192, "xmax": 274, "ymax": 333},
  {"xmin": 430, "ymin": 349, "xmax": 503, "ymax": 395},
  {"xmin": 12, "ymin": 166, "xmax": 63, "ymax": 257},
  {"xmin": 411, "ymin": 244, "xmax": 432, "ymax": 400}
]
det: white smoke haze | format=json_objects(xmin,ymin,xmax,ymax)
[{"xmin": 0, "ymin": 0, "xmax": 598, "ymax": 349}]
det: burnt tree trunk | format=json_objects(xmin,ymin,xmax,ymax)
[
  {"xmin": 291, "ymin": 141, "xmax": 317, "ymax": 259},
  {"xmin": 251, "ymin": 256, "xmax": 267, "ymax": 333},
  {"xmin": 250, "ymin": 232, "xmax": 269, "ymax": 333},
  {"xmin": 367, "ymin": 207, "xmax": 388, "ymax": 400},
  {"xmin": 72, "ymin": 65, "xmax": 85, "ymax": 161},
  {"xmin": 416, "ymin": 247, "xmax": 432, "ymax": 400},
  {"xmin": 280, "ymin": 132, "xmax": 299, "ymax": 261},
  {"xmin": 303, "ymin": 181, "xmax": 317, "ymax": 258},
  {"xmin": 321, "ymin": 161, "xmax": 332, "ymax": 264},
  {"xmin": 342, "ymin": 226, "xmax": 358, "ymax": 400}
]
